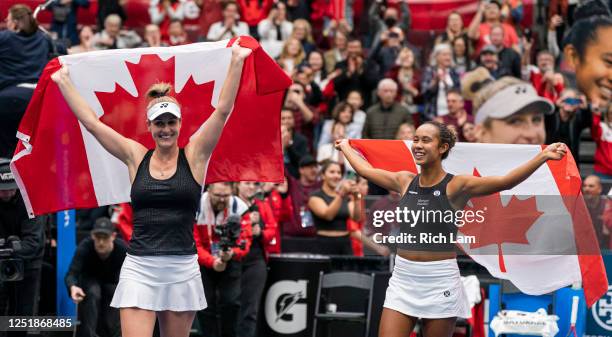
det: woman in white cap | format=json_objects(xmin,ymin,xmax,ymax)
[
  {"xmin": 335, "ymin": 120, "xmax": 567, "ymax": 337},
  {"xmin": 472, "ymin": 76, "xmax": 555, "ymax": 144},
  {"xmin": 50, "ymin": 39, "xmax": 252, "ymax": 337}
]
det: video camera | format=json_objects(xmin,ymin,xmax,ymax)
[
  {"xmin": 214, "ymin": 214, "xmax": 246, "ymax": 252},
  {"xmin": 0, "ymin": 236, "xmax": 24, "ymax": 282}
]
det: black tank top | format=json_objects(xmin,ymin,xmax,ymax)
[
  {"xmin": 128, "ymin": 149, "xmax": 201, "ymax": 256},
  {"xmin": 396, "ymin": 173, "xmax": 458, "ymax": 252},
  {"xmin": 310, "ymin": 189, "xmax": 350, "ymax": 231}
]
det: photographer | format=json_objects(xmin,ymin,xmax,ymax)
[
  {"xmin": 64, "ymin": 218, "xmax": 126, "ymax": 337},
  {"xmin": 0, "ymin": 158, "xmax": 46, "ymax": 337},
  {"xmin": 235, "ymin": 182, "xmax": 279, "ymax": 337},
  {"xmin": 194, "ymin": 182, "xmax": 252, "ymax": 337}
]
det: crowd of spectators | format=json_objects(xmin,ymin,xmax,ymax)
[{"xmin": 2, "ymin": 0, "xmax": 612, "ymax": 336}]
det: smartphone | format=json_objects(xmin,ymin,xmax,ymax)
[
  {"xmin": 344, "ymin": 170, "xmax": 358, "ymax": 181},
  {"xmin": 563, "ymin": 97, "xmax": 582, "ymax": 106}
]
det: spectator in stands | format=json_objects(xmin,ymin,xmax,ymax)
[
  {"xmin": 97, "ymin": 0, "xmax": 127, "ymax": 31},
  {"xmin": 206, "ymin": 1, "xmax": 249, "ymax": 41},
  {"xmin": 489, "ymin": 23, "xmax": 521, "ymax": 78},
  {"xmin": 290, "ymin": 19, "xmax": 316, "ymax": 55},
  {"xmin": 346, "ymin": 90, "xmax": 367, "ymax": 132},
  {"xmin": 194, "ymin": 182, "xmax": 252, "ymax": 337},
  {"xmin": 545, "ymin": 88, "xmax": 591, "ymax": 159},
  {"xmin": 386, "ymin": 47, "xmax": 420, "ymax": 115},
  {"xmin": 363, "ymin": 79, "xmax": 413, "ymax": 140},
  {"xmin": 370, "ymin": 26, "xmax": 405, "ymax": 77},
  {"xmin": 92, "ymin": 14, "xmax": 142, "ymax": 49},
  {"xmin": 479, "ymin": 44, "xmax": 513, "ymax": 79},
  {"xmin": 467, "ymin": 0, "xmax": 519, "ymax": 55},
  {"xmin": 435, "ymin": 11, "xmax": 467, "ymax": 46},
  {"xmin": 294, "ymin": 64, "xmax": 323, "ymax": 107},
  {"xmin": 501, "ymin": 0, "xmax": 524, "ymax": 26},
  {"xmin": 0, "ymin": 4, "xmax": 55, "ymax": 158},
  {"xmin": 280, "ymin": 155, "xmax": 322, "ymax": 237},
  {"xmin": 317, "ymin": 123, "xmax": 354, "ymax": 171},
  {"xmin": 236, "ymin": 182, "xmax": 279, "ymax": 337},
  {"xmin": 421, "ymin": 43, "xmax": 460, "ymax": 120},
  {"xmin": 0, "ymin": 158, "xmax": 47, "ymax": 337},
  {"xmin": 462, "ymin": 122, "xmax": 477, "ymax": 142},
  {"xmin": 307, "ymin": 50, "xmax": 333, "ymax": 90},
  {"xmin": 451, "ymin": 36, "xmax": 475, "ymax": 77},
  {"xmin": 367, "ymin": 0, "xmax": 411, "ymax": 49},
  {"xmin": 592, "ymin": 105, "xmax": 612, "ymax": 179},
  {"xmin": 149, "ymin": 0, "xmax": 184, "ymax": 41},
  {"xmin": 285, "ymin": 0, "xmax": 310, "ymax": 21},
  {"xmin": 64, "ymin": 218, "xmax": 126, "ymax": 337},
  {"xmin": 435, "ymin": 89, "xmax": 474, "ymax": 142},
  {"xmin": 281, "ymin": 122, "xmax": 309, "ymax": 179},
  {"xmin": 140, "ymin": 24, "xmax": 168, "ymax": 47},
  {"xmin": 523, "ymin": 48, "xmax": 565, "ymax": 103},
  {"xmin": 395, "ymin": 122, "xmax": 415, "ymax": 140},
  {"xmin": 236, "ymin": 0, "xmax": 273, "ymax": 37},
  {"xmin": 284, "ymin": 83, "xmax": 318, "ymax": 145},
  {"xmin": 333, "ymin": 38, "xmax": 381, "ymax": 107},
  {"xmin": 277, "ymin": 38, "xmax": 305, "ymax": 76},
  {"xmin": 318, "ymin": 102, "xmax": 362, "ymax": 148},
  {"xmin": 473, "ymin": 77, "xmax": 553, "ymax": 144},
  {"xmin": 47, "ymin": 0, "xmax": 90, "ymax": 46},
  {"xmin": 308, "ymin": 161, "xmax": 361, "ymax": 255},
  {"xmin": 257, "ymin": 1, "xmax": 293, "ymax": 59},
  {"xmin": 167, "ymin": 19, "xmax": 189, "ymax": 46},
  {"xmin": 323, "ymin": 30, "xmax": 348, "ymax": 74},
  {"xmin": 583, "ymin": 175, "xmax": 608, "ymax": 247},
  {"xmin": 68, "ymin": 25, "xmax": 95, "ymax": 54}
]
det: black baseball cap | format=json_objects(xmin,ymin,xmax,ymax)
[
  {"xmin": 299, "ymin": 155, "xmax": 317, "ymax": 167},
  {"xmin": 0, "ymin": 158, "xmax": 17, "ymax": 191},
  {"xmin": 91, "ymin": 217, "xmax": 115, "ymax": 236}
]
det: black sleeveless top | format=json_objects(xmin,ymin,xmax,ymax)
[
  {"xmin": 396, "ymin": 173, "xmax": 458, "ymax": 252},
  {"xmin": 128, "ymin": 149, "xmax": 201, "ymax": 256},
  {"xmin": 310, "ymin": 189, "xmax": 350, "ymax": 231}
]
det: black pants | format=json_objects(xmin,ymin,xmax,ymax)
[
  {"xmin": 198, "ymin": 261, "xmax": 241, "ymax": 337},
  {"xmin": 0, "ymin": 85, "xmax": 34, "ymax": 158},
  {"xmin": 76, "ymin": 279, "xmax": 120, "ymax": 337},
  {"xmin": 237, "ymin": 257, "xmax": 267, "ymax": 337},
  {"xmin": 316, "ymin": 235, "xmax": 354, "ymax": 255},
  {"xmin": 0, "ymin": 266, "xmax": 42, "ymax": 337}
]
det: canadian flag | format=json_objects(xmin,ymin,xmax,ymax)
[
  {"xmin": 350, "ymin": 139, "xmax": 608, "ymax": 307},
  {"xmin": 11, "ymin": 36, "xmax": 291, "ymax": 217}
]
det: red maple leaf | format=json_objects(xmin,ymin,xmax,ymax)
[
  {"xmin": 96, "ymin": 54, "xmax": 215, "ymax": 149},
  {"xmin": 459, "ymin": 168, "xmax": 544, "ymax": 273}
]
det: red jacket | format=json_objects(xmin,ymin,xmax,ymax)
[
  {"xmin": 193, "ymin": 211, "xmax": 253, "ymax": 269},
  {"xmin": 252, "ymin": 198, "xmax": 281, "ymax": 257},
  {"xmin": 592, "ymin": 113, "xmax": 612, "ymax": 175},
  {"xmin": 236, "ymin": 0, "xmax": 273, "ymax": 27}
]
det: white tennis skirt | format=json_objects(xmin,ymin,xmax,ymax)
[
  {"xmin": 383, "ymin": 255, "xmax": 471, "ymax": 319},
  {"xmin": 110, "ymin": 254, "xmax": 207, "ymax": 312}
]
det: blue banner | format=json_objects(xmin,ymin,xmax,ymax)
[
  {"xmin": 56, "ymin": 210, "xmax": 76, "ymax": 316},
  {"xmin": 586, "ymin": 251, "xmax": 612, "ymax": 337}
]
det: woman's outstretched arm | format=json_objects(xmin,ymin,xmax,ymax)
[
  {"xmin": 185, "ymin": 38, "xmax": 252, "ymax": 182},
  {"xmin": 454, "ymin": 143, "xmax": 568, "ymax": 199},
  {"xmin": 51, "ymin": 66, "xmax": 145, "ymax": 167},
  {"xmin": 336, "ymin": 139, "xmax": 414, "ymax": 195}
]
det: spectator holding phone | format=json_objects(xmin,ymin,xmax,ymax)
[
  {"xmin": 206, "ymin": 1, "xmax": 249, "ymax": 41},
  {"xmin": 545, "ymin": 88, "xmax": 591, "ymax": 159},
  {"xmin": 523, "ymin": 48, "xmax": 565, "ymax": 103},
  {"xmin": 467, "ymin": 0, "xmax": 520, "ymax": 56}
]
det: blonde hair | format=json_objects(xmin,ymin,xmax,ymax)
[
  {"xmin": 291, "ymin": 19, "xmax": 314, "ymax": 44},
  {"xmin": 279, "ymin": 38, "xmax": 305, "ymax": 66},
  {"xmin": 146, "ymin": 82, "xmax": 180, "ymax": 110}
]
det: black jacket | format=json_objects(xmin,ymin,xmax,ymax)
[{"xmin": 0, "ymin": 191, "xmax": 46, "ymax": 268}]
